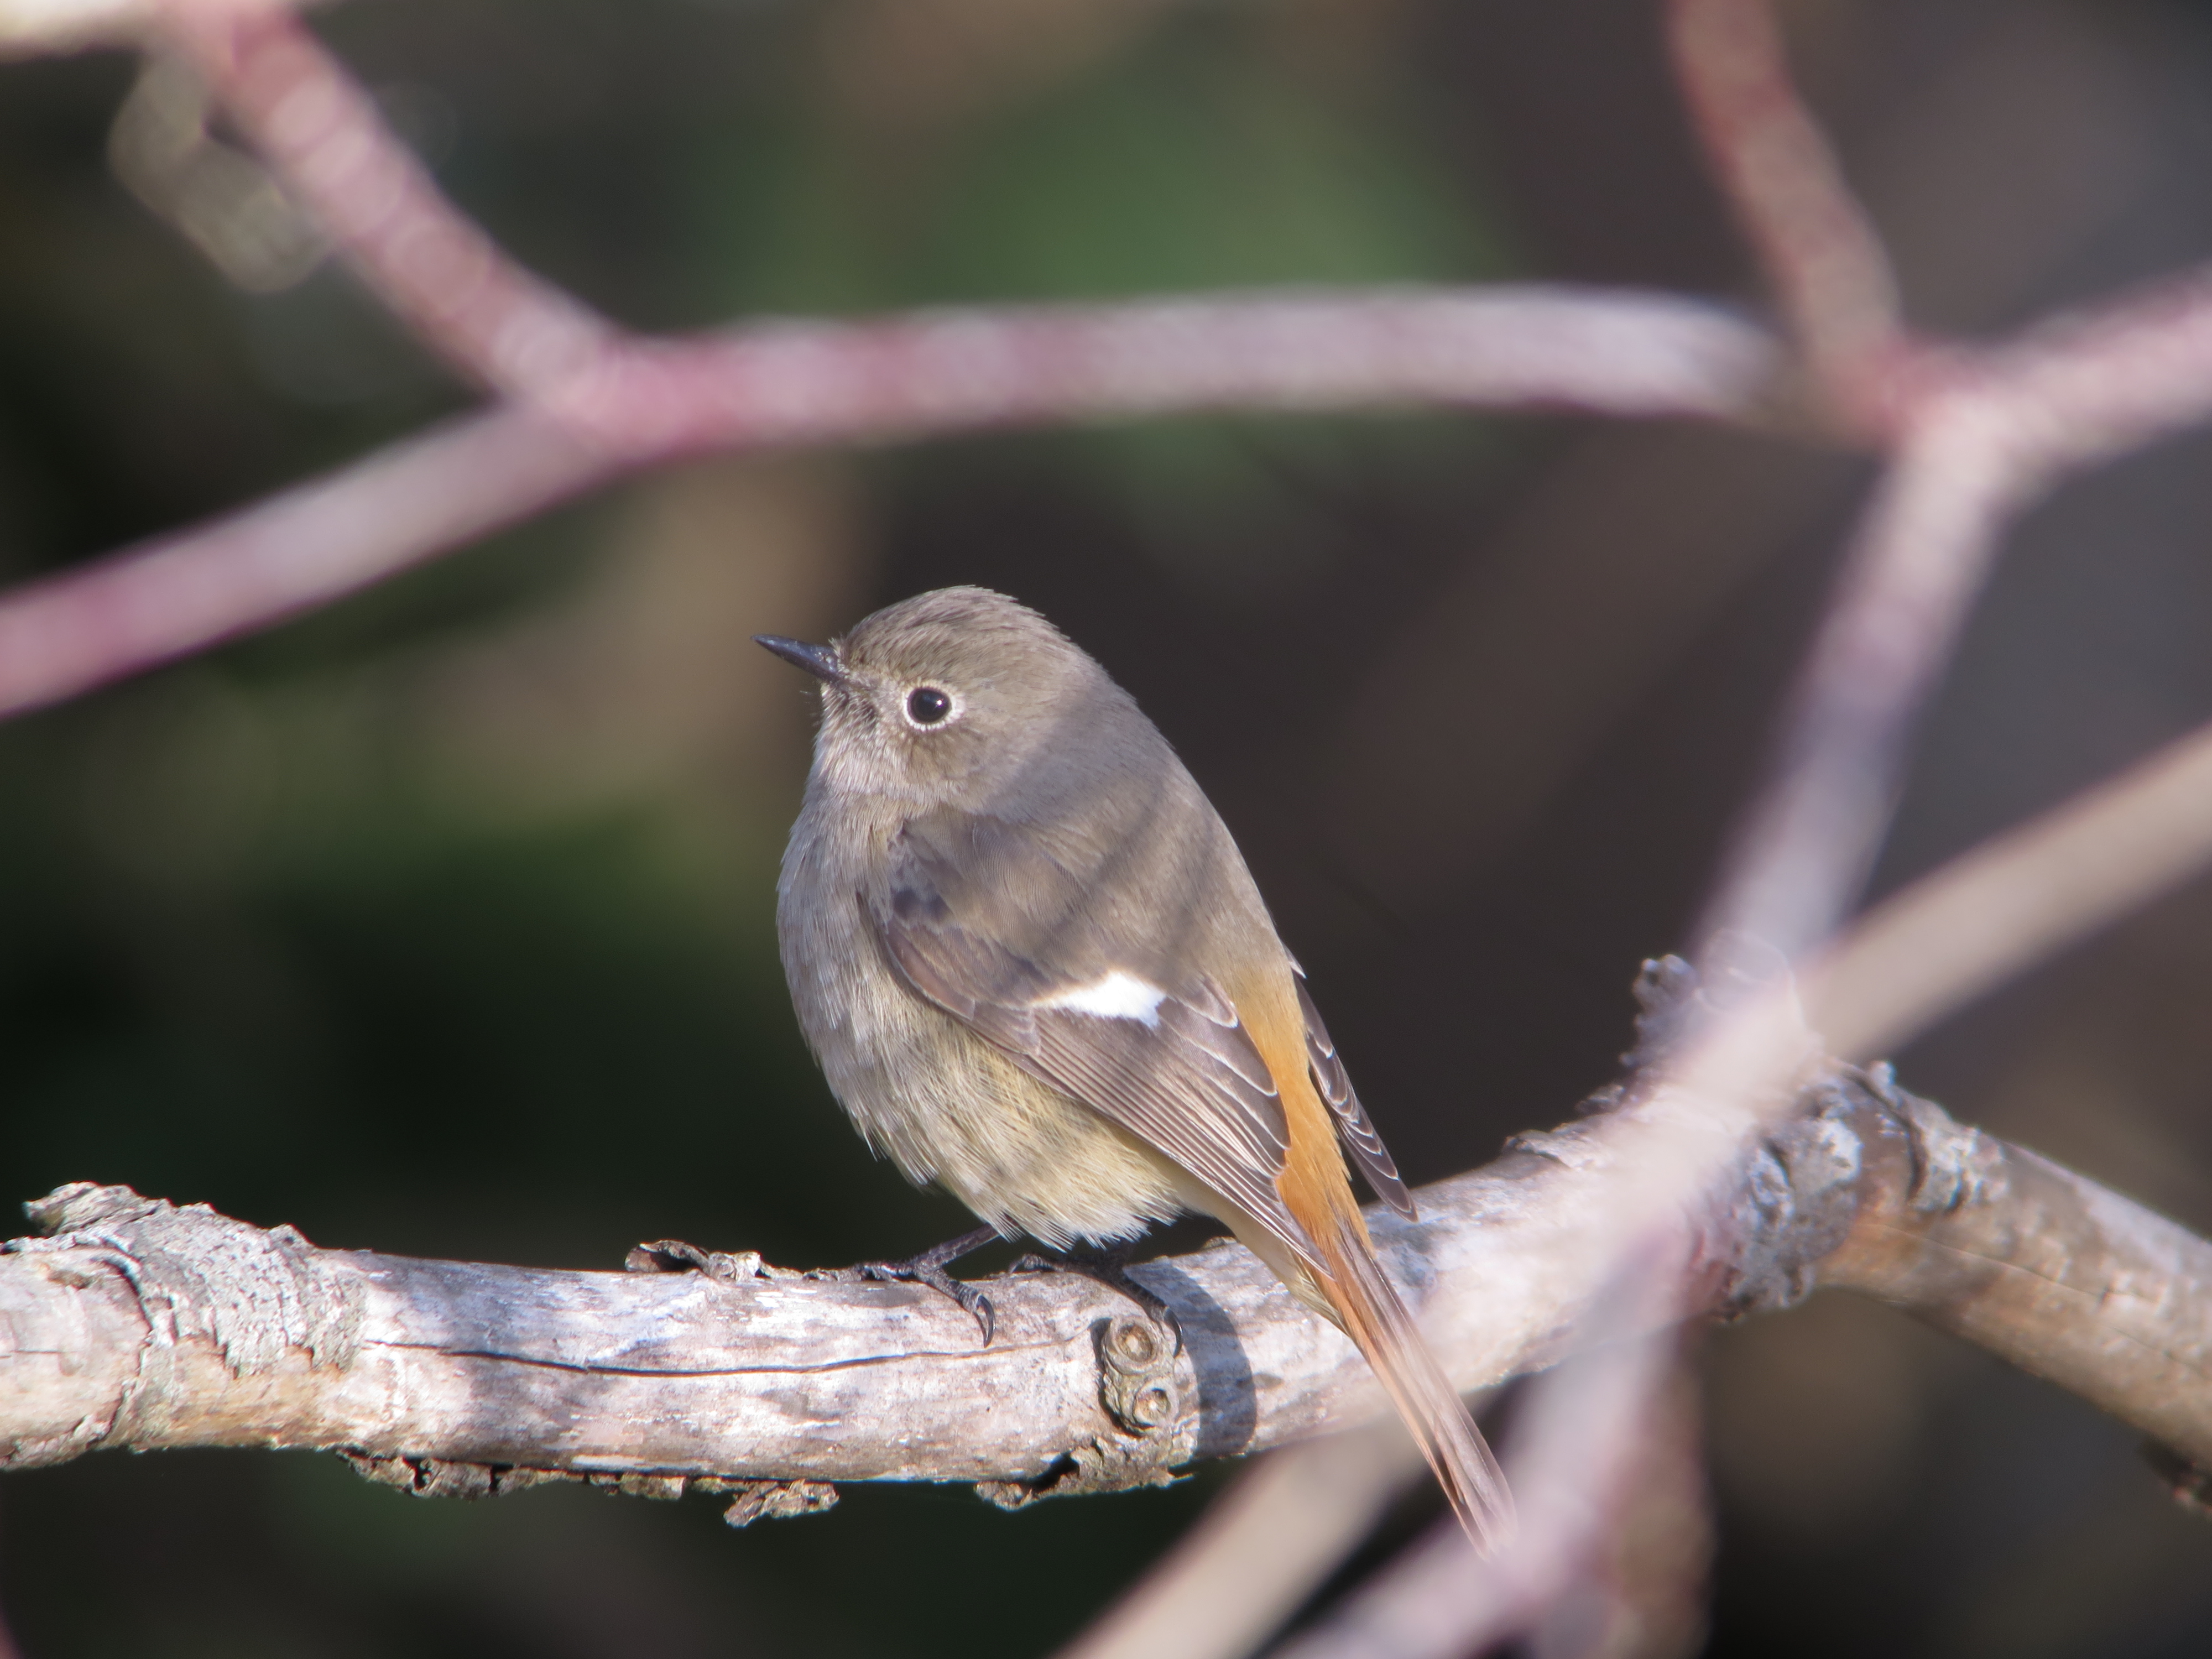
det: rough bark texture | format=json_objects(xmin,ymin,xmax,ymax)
[
  {"xmin": 4, "ymin": 960, "xmax": 2209, "ymax": 1520},
  {"xmin": 1817, "ymin": 1091, "xmax": 2212, "ymax": 1467}
]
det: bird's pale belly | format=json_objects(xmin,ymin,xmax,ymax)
[
  {"xmin": 841, "ymin": 968, "xmax": 1196, "ymax": 1249},
  {"xmin": 780, "ymin": 874, "xmax": 1196, "ymax": 1249}
]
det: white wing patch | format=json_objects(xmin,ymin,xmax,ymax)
[{"xmin": 1040, "ymin": 971, "xmax": 1171, "ymax": 1027}]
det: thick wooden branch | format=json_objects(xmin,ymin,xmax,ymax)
[
  {"xmin": 6, "ymin": 963, "xmax": 2208, "ymax": 1523},
  {"xmin": 1818, "ymin": 1093, "xmax": 2212, "ymax": 1468}
]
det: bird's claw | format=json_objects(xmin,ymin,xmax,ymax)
[
  {"xmin": 1011, "ymin": 1245, "xmax": 1182, "ymax": 1354},
  {"xmin": 806, "ymin": 1225, "xmax": 1000, "ymax": 1344},
  {"xmin": 624, "ymin": 1238, "xmax": 765, "ymax": 1284}
]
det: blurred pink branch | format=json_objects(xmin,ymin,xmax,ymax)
[
  {"xmin": 1811, "ymin": 706, "xmax": 2212, "ymax": 1062},
  {"xmin": 0, "ymin": 404, "xmax": 596, "ymax": 719},
  {"xmin": 1357, "ymin": 4, "xmax": 2212, "ymax": 1651},
  {"xmin": 1413, "ymin": 368, "xmax": 2015, "ymax": 1659},
  {"xmin": 1663, "ymin": 0, "xmax": 1907, "ymax": 425},
  {"xmin": 0, "ymin": 286, "xmax": 1776, "ymax": 720},
  {"xmin": 1272, "ymin": 1335, "xmax": 1683, "ymax": 1659},
  {"xmin": 162, "ymin": 0, "xmax": 617, "ymax": 399},
  {"xmin": 1702, "ymin": 268, "xmax": 2212, "ymax": 973},
  {"xmin": 1699, "ymin": 396, "xmax": 2025, "ymax": 958},
  {"xmin": 0, "ymin": 0, "xmax": 1793, "ymax": 727},
  {"xmin": 1985, "ymin": 265, "xmax": 2212, "ymax": 472}
]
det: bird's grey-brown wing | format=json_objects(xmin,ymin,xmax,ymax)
[
  {"xmin": 1295, "ymin": 975, "xmax": 1415, "ymax": 1218},
  {"xmin": 878, "ymin": 812, "xmax": 1319, "ymax": 1269}
]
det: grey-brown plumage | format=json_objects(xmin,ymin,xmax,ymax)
[{"xmin": 764, "ymin": 586, "xmax": 1512, "ymax": 1552}]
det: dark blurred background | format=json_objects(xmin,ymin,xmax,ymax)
[{"xmin": 6, "ymin": 0, "xmax": 2212, "ymax": 1654}]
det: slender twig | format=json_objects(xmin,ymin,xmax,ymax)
[
  {"xmin": 161, "ymin": 0, "xmax": 619, "ymax": 400},
  {"xmin": 1270, "ymin": 1335, "xmax": 1684, "ymax": 1659},
  {"xmin": 0, "ymin": 404, "xmax": 601, "ymax": 720},
  {"xmin": 0, "ymin": 287, "xmax": 1777, "ymax": 722},
  {"xmin": 1808, "ymin": 710, "xmax": 2212, "ymax": 1062},
  {"xmin": 1055, "ymin": 1426, "xmax": 1421, "ymax": 1659},
  {"xmin": 0, "ymin": 0, "xmax": 153, "ymax": 55},
  {"xmin": 1663, "ymin": 0, "xmax": 1907, "ymax": 422},
  {"xmin": 1695, "ymin": 394, "xmax": 2029, "ymax": 959},
  {"xmin": 1440, "ymin": 397, "xmax": 2032, "ymax": 1653},
  {"xmin": 1403, "ymin": 1, "xmax": 2168, "ymax": 1632},
  {"xmin": 1980, "ymin": 264, "xmax": 2212, "ymax": 473}
]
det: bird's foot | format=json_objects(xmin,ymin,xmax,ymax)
[
  {"xmin": 624, "ymin": 1238, "xmax": 768, "ymax": 1284},
  {"xmin": 1011, "ymin": 1240, "xmax": 1181, "ymax": 1353},
  {"xmin": 807, "ymin": 1225, "xmax": 1001, "ymax": 1343}
]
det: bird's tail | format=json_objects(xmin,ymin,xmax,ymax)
[{"xmin": 1306, "ymin": 1208, "xmax": 1516, "ymax": 1555}]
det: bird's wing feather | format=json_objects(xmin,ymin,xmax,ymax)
[
  {"xmin": 1294, "ymin": 975, "xmax": 1415, "ymax": 1218},
  {"xmin": 880, "ymin": 815, "xmax": 1319, "ymax": 1269}
]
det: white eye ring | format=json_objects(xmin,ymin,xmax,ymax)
[{"xmin": 902, "ymin": 685, "xmax": 959, "ymax": 730}]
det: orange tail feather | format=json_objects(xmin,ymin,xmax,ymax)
[
  {"xmin": 1305, "ymin": 1207, "xmax": 1516, "ymax": 1554},
  {"xmin": 1239, "ymin": 977, "xmax": 1513, "ymax": 1552}
]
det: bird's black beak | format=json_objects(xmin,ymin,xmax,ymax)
[{"xmin": 754, "ymin": 635, "xmax": 847, "ymax": 685}]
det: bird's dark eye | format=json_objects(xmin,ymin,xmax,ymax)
[{"xmin": 906, "ymin": 686, "xmax": 953, "ymax": 726}]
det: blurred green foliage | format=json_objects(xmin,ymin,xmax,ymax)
[{"xmin": 698, "ymin": 23, "xmax": 1499, "ymax": 310}]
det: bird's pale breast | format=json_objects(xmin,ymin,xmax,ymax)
[{"xmin": 776, "ymin": 790, "xmax": 1195, "ymax": 1248}]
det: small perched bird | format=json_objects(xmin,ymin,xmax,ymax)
[{"xmin": 760, "ymin": 586, "xmax": 1512, "ymax": 1552}]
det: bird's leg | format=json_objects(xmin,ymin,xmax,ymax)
[
  {"xmin": 807, "ymin": 1225, "xmax": 1002, "ymax": 1343},
  {"xmin": 1011, "ymin": 1239, "xmax": 1181, "ymax": 1352}
]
